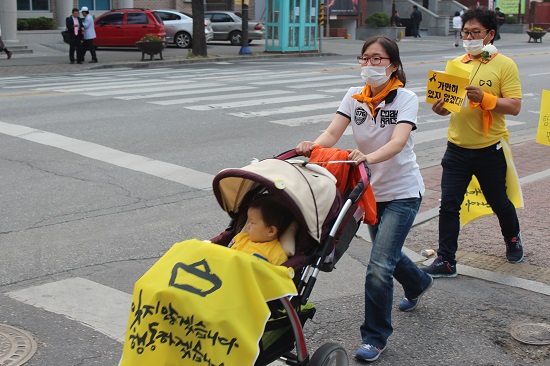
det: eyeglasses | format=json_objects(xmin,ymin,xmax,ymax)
[
  {"xmin": 460, "ymin": 29, "xmax": 488, "ymax": 38},
  {"xmin": 356, "ymin": 56, "xmax": 391, "ymax": 65}
]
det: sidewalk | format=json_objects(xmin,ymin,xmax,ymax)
[
  {"xmin": 0, "ymin": 32, "xmax": 540, "ymax": 74},
  {"xmin": 2, "ymin": 33, "xmax": 549, "ymax": 289},
  {"xmin": 408, "ymin": 140, "xmax": 550, "ymax": 288}
]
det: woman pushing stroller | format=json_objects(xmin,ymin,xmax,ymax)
[{"xmin": 296, "ymin": 36, "xmax": 432, "ymax": 362}]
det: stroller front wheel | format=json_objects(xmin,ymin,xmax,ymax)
[{"xmin": 308, "ymin": 342, "xmax": 349, "ymax": 366}]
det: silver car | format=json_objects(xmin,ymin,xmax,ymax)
[
  {"xmin": 156, "ymin": 9, "xmax": 214, "ymax": 48},
  {"xmin": 204, "ymin": 11, "xmax": 265, "ymax": 46}
]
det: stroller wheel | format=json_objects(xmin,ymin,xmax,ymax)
[{"xmin": 308, "ymin": 342, "xmax": 348, "ymax": 366}]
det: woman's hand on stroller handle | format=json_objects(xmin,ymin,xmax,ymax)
[
  {"xmin": 295, "ymin": 141, "xmax": 316, "ymax": 157},
  {"xmin": 348, "ymin": 149, "xmax": 370, "ymax": 165}
]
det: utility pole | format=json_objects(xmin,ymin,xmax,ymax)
[{"xmin": 239, "ymin": 0, "xmax": 251, "ymax": 54}]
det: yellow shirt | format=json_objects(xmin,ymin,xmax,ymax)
[
  {"xmin": 231, "ymin": 232, "xmax": 288, "ymax": 266},
  {"xmin": 448, "ymin": 53, "xmax": 522, "ymax": 148}
]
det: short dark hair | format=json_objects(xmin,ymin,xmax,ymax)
[
  {"xmin": 361, "ymin": 36, "xmax": 407, "ymax": 85},
  {"xmin": 413, "ymin": 5, "xmax": 418, "ymax": 9},
  {"xmin": 495, "ymin": 7, "xmax": 500, "ymax": 11},
  {"xmin": 249, "ymin": 195, "xmax": 292, "ymax": 235},
  {"xmin": 72, "ymin": 8, "xmax": 79, "ymax": 13},
  {"xmin": 462, "ymin": 6, "xmax": 497, "ymax": 33},
  {"xmin": 455, "ymin": 11, "xmax": 460, "ymax": 16}
]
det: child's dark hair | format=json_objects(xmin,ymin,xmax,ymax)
[{"xmin": 249, "ymin": 195, "xmax": 292, "ymax": 235}]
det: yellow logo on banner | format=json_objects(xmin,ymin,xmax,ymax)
[
  {"xmin": 120, "ymin": 239, "xmax": 297, "ymax": 366},
  {"xmin": 459, "ymin": 138, "xmax": 524, "ymax": 227},
  {"xmin": 536, "ymin": 89, "xmax": 550, "ymax": 147}
]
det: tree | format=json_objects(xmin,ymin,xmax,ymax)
[{"xmin": 191, "ymin": 0, "xmax": 207, "ymax": 57}]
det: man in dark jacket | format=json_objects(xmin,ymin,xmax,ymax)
[
  {"xmin": 411, "ymin": 5, "xmax": 422, "ymax": 38},
  {"xmin": 495, "ymin": 7, "xmax": 505, "ymax": 40},
  {"xmin": 65, "ymin": 8, "xmax": 84, "ymax": 64}
]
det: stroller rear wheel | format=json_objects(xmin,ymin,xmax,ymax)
[{"xmin": 308, "ymin": 342, "xmax": 348, "ymax": 366}]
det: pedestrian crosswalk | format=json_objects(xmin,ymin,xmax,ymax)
[{"xmin": 0, "ymin": 66, "xmax": 524, "ymax": 145}]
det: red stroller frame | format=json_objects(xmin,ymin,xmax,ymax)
[{"xmin": 211, "ymin": 150, "xmax": 371, "ymax": 366}]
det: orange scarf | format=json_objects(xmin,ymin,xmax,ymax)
[
  {"xmin": 352, "ymin": 77, "xmax": 404, "ymax": 116},
  {"xmin": 309, "ymin": 146, "xmax": 377, "ymax": 225}
]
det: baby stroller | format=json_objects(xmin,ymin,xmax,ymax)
[{"xmin": 209, "ymin": 149, "xmax": 372, "ymax": 366}]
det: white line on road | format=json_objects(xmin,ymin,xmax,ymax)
[
  {"xmin": 0, "ymin": 121, "xmax": 213, "ymax": 190},
  {"xmin": 271, "ymin": 113, "xmax": 336, "ymax": 127},
  {"xmin": 228, "ymin": 101, "xmax": 341, "ymax": 118},
  {"xmin": 185, "ymin": 94, "xmax": 332, "ymax": 110},
  {"xmin": 152, "ymin": 89, "xmax": 292, "ymax": 106},
  {"xmin": 4, "ymin": 77, "xmax": 135, "ymax": 89},
  {"xmin": 287, "ymin": 78, "xmax": 362, "ymax": 89},
  {"xmin": 44, "ymin": 79, "xmax": 195, "ymax": 93},
  {"xmin": 113, "ymin": 85, "xmax": 256, "ymax": 100},
  {"xmin": 250, "ymin": 74, "xmax": 356, "ymax": 86},
  {"xmin": 86, "ymin": 82, "xmax": 222, "ymax": 97},
  {"xmin": 7, "ymin": 277, "xmax": 132, "ymax": 343}
]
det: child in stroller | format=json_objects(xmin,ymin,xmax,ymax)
[{"xmin": 230, "ymin": 194, "xmax": 293, "ymax": 266}]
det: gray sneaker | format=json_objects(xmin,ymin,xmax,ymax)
[
  {"xmin": 421, "ymin": 256, "xmax": 457, "ymax": 278},
  {"xmin": 505, "ymin": 232, "xmax": 524, "ymax": 263}
]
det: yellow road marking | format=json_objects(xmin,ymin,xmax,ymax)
[{"xmin": 0, "ymin": 90, "xmax": 64, "ymax": 98}]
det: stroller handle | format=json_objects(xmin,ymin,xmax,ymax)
[{"xmin": 275, "ymin": 149, "xmax": 371, "ymax": 204}]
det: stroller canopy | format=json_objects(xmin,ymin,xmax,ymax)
[{"xmin": 212, "ymin": 159, "xmax": 339, "ymax": 243}]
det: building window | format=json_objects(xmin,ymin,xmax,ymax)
[
  {"xmin": 17, "ymin": 0, "xmax": 50, "ymax": 11},
  {"xmin": 78, "ymin": 0, "xmax": 111, "ymax": 11}
]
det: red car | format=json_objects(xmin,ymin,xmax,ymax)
[{"xmin": 94, "ymin": 8, "xmax": 166, "ymax": 47}]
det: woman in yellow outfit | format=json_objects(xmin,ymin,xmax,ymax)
[{"xmin": 424, "ymin": 6, "xmax": 523, "ymax": 278}]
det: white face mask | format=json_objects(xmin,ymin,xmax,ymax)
[
  {"xmin": 361, "ymin": 65, "xmax": 392, "ymax": 87},
  {"xmin": 463, "ymin": 34, "xmax": 489, "ymax": 55}
]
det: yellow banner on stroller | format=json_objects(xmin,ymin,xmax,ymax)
[{"xmin": 120, "ymin": 239, "xmax": 297, "ymax": 366}]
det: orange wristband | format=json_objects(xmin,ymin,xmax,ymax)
[{"xmin": 480, "ymin": 92, "xmax": 497, "ymax": 111}]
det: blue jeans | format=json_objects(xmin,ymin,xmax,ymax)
[
  {"xmin": 438, "ymin": 142, "xmax": 520, "ymax": 264},
  {"xmin": 360, "ymin": 196, "xmax": 431, "ymax": 349}
]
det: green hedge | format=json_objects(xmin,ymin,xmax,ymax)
[
  {"xmin": 17, "ymin": 17, "xmax": 56, "ymax": 30},
  {"xmin": 366, "ymin": 12, "xmax": 391, "ymax": 27},
  {"xmin": 504, "ymin": 16, "xmax": 518, "ymax": 24}
]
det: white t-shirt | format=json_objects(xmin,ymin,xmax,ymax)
[
  {"xmin": 453, "ymin": 15, "xmax": 462, "ymax": 30},
  {"xmin": 337, "ymin": 87, "xmax": 425, "ymax": 202}
]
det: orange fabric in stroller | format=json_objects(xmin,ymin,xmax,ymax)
[{"xmin": 309, "ymin": 146, "xmax": 377, "ymax": 225}]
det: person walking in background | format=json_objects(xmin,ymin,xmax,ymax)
[
  {"xmin": 452, "ymin": 11, "xmax": 462, "ymax": 47},
  {"xmin": 0, "ymin": 24, "xmax": 13, "ymax": 60},
  {"xmin": 392, "ymin": 10, "xmax": 402, "ymax": 27},
  {"xmin": 424, "ymin": 6, "xmax": 523, "ymax": 278},
  {"xmin": 65, "ymin": 8, "xmax": 84, "ymax": 64},
  {"xmin": 411, "ymin": 5, "xmax": 423, "ymax": 38},
  {"xmin": 80, "ymin": 7, "xmax": 98, "ymax": 63},
  {"xmin": 495, "ymin": 7, "xmax": 505, "ymax": 41},
  {"xmin": 296, "ymin": 36, "xmax": 433, "ymax": 363}
]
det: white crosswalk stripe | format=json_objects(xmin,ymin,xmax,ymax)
[
  {"xmin": 0, "ymin": 67, "xmax": 526, "ymax": 140},
  {"xmin": 113, "ymin": 85, "xmax": 256, "ymax": 100},
  {"xmin": 152, "ymin": 89, "xmax": 294, "ymax": 106},
  {"xmin": 185, "ymin": 94, "xmax": 333, "ymax": 110},
  {"xmin": 228, "ymin": 101, "xmax": 342, "ymax": 118}
]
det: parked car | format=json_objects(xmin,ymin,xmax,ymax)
[
  {"xmin": 204, "ymin": 11, "xmax": 265, "ymax": 46},
  {"xmin": 94, "ymin": 8, "xmax": 166, "ymax": 47},
  {"xmin": 156, "ymin": 9, "xmax": 214, "ymax": 48}
]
